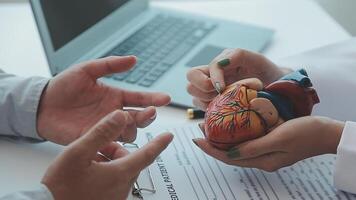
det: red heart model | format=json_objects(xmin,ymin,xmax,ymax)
[
  {"xmin": 204, "ymin": 69, "xmax": 320, "ymax": 150},
  {"xmin": 204, "ymin": 83, "xmax": 267, "ymax": 150}
]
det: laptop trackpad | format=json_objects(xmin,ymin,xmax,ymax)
[{"xmin": 186, "ymin": 45, "xmax": 225, "ymax": 67}]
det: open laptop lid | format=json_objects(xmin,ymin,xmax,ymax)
[{"xmin": 30, "ymin": 0, "xmax": 148, "ymax": 75}]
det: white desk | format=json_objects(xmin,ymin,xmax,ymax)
[{"xmin": 0, "ymin": 0, "xmax": 351, "ymax": 196}]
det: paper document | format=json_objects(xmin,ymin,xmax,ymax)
[{"xmin": 129, "ymin": 124, "xmax": 356, "ymax": 200}]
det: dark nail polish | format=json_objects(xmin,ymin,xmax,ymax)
[
  {"xmin": 218, "ymin": 58, "xmax": 231, "ymax": 67},
  {"xmin": 192, "ymin": 139, "xmax": 199, "ymax": 147},
  {"xmin": 227, "ymin": 147, "xmax": 241, "ymax": 159},
  {"xmin": 214, "ymin": 82, "xmax": 222, "ymax": 94},
  {"xmin": 198, "ymin": 123, "xmax": 204, "ymax": 131},
  {"xmin": 198, "ymin": 123, "xmax": 206, "ymax": 136}
]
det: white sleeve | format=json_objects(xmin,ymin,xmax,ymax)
[
  {"xmin": 334, "ymin": 121, "xmax": 356, "ymax": 194},
  {"xmin": 0, "ymin": 184, "xmax": 54, "ymax": 200},
  {"xmin": 278, "ymin": 37, "xmax": 356, "ymax": 121},
  {"xmin": 305, "ymin": 65, "xmax": 356, "ymax": 121},
  {"xmin": 0, "ymin": 71, "xmax": 49, "ymax": 141}
]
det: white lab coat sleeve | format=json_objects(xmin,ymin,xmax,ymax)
[
  {"xmin": 278, "ymin": 37, "xmax": 356, "ymax": 121},
  {"xmin": 334, "ymin": 121, "xmax": 356, "ymax": 194},
  {"xmin": 0, "ymin": 69, "xmax": 49, "ymax": 141},
  {"xmin": 0, "ymin": 184, "xmax": 54, "ymax": 200}
]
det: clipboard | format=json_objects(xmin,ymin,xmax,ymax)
[
  {"xmin": 98, "ymin": 142, "xmax": 156, "ymax": 200},
  {"xmin": 123, "ymin": 143, "xmax": 156, "ymax": 200}
]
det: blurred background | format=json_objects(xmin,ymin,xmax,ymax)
[
  {"xmin": 154, "ymin": 0, "xmax": 356, "ymax": 36},
  {"xmin": 1, "ymin": 0, "xmax": 355, "ymax": 36},
  {"xmin": 315, "ymin": 0, "xmax": 356, "ymax": 35}
]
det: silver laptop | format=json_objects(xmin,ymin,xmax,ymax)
[{"xmin": 30, "ymin": 0, "xmax": 274, "ymax": 108}]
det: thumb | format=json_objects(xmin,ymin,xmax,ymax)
[
  {"xmin": 229, "ymin": 134, "xmax": 279, "ymax": 161},
  {"xmin": 66, "ymin": 110, "xmax": 130, "ymax": 162},
  {"xmin": 234, "ymin": 78, "xmax": 263, "ymax": 91},
  {"xmin": 114, "ymin": 133, "xmax": 173, "ymax": 174}
]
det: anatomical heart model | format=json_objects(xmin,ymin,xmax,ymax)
[{"xmin": 204, "ymin": 69, "xmax": 320, "ymax": 150}]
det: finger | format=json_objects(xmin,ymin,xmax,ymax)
[
  {"xmin": 192, "ymin": 138, "xmax": 287, "ymax": 170},
  {"xmin": 192, "ymin": 98, "xmax": 209, "ymax": 111},
  {"xmin": 95, "ymin": 142, "xmax": 129, "ymax": 162},
  {"xmin": 198, "ymin": 123, "xmax": 206, "ymax": 136},
  {"xmin": 129, "ymin": 176, "xmax": 139, "ymax": 188},
  {"xmin": 230, "ymin": 152, "xmax": 292, "ymax": 172},
  {"xmin": 228, "ymin": 133, "xmax": 282, "ymax": 161},
  {"xmin": 67, "ymin": 110, "xmax": 129, "ymax": 161},
  {"xmin": 99, "ymin": 142, "xmax": 130, "ymax": 160},
  {"xmin": 117, "ymin": 113, "xmax": 137, "ymax": 143},
  {"xmin": 235, "ymin": 78, "xmax": 263, "ymax": 91},
  {"xmin": 209, "ymin": 49, "xmax": 236, "ymax": 92},
  {"xmin": 115, "ymin": 133, "xmax": 173, "ymax": 174},
  {"xmin": 122, "ymin": 90, "xmax": 171, "ymax": 107},
  {"xmin": 192, "ymin": 138, "xmax": 232, "ymax": 164},
  {"xmin": 81, "ymin": 56, "xmax": 136, "ymax": 79},
  {"xmin": 126, "ymin": 106, "xmax": 157, "ymax": 128},
  {"xmin": 187, "ymin": 83, "xmax": 218, "ymax": 102},
  {"xmin": 95, "ymin": 153, "xmax": 112, "ymax": 162},
  {"xmin": 210, "ymin": 49, "xmax": 263, "ymax": 92},
  {"xmin": 187, "ymin": 66, "xmax": 216, "ymax": 92}
]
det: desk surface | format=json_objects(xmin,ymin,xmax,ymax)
[{"xmin": 0, "ymin": 0, "xmax": 351, "ymax": 196}]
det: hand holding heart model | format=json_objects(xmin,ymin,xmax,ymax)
[{"xmin": 204, "ymin": 69, "xmax": 320, "ymax": 150}]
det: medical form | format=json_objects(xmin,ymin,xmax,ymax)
[{"xmin": 128, "ymin": 124, "xmax": 356, "ymax": 200}]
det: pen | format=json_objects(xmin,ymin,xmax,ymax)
[{"xmin": 187, "ymin": 108, "xmax": 205, "ymax": 119}]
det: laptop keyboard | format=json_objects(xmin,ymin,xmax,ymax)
[{"xmin": 106, "ymin": 14, "xmax": 217, "ymax": 87}]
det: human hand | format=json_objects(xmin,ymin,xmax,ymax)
[
  {"xmin": 37, "ymin": 56, "xmax": 171, "ymax": 145},
  {"xmin": 186, "ymin": 49, "xmax": 291, "ymax": 110},
  {"xmin": 194, "ymin": 116, "xmax": 344, "ymax": 172},
  {"xmin": 42, "ymin": 110, "xmax": 173, "ymax": 200}
]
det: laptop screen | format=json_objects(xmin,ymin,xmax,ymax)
[{"xmin": 40, "ymin": 0, "xmax": 130, "ymax": 51}]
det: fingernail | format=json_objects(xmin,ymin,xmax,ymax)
[
  {"xmin": 125, "ymin": 55, "xmax": 136, "ymax": 60},
  {"xmin": 198, "ymin": 123, "xmax": 204, "ymax": 132},
  {"xmin": 226, "ymin": 147, "xmax": 241, "ymax": 160},
  {"xmin": 217, "ymin": 58, "xmax": 231, "ymax": 67},
  {"xmin": 214, "ymin": 82, "xmax": 222, "ymax": 94},
  {"xmin": 198, "ymin": 123, "xmax": 207, "ymax": 136},
  {"xmin": 150, "ymin": 110, "xmax": 157, "ymax": 120},
  {"xmin": 141, "ymin": 111, "xmax": 157, "ymax": 128},
  {"xmin": 192, "ymin": 139, "xmax": 199, "ymax": 147}
]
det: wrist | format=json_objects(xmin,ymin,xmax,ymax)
[
  {"xmin": 37, "ymin": 83, "xmax": 51, "ymax": 140},
  {"xmin": 319, "ymin": 117, "xmax": 345, "ymax": 154}
]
